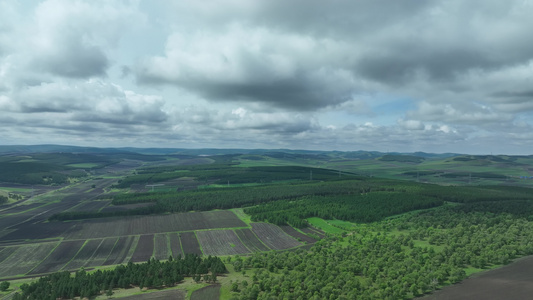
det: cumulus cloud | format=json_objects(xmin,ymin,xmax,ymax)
[
  {"xmin": 136, "ymin": 25, "xmax": 361, "ymax": 110},
  {"xmin": 1, "ymin": 80, "xmax": 168, "ymax": 140},
  {"xmin": 2, "ymin": 0, "xmax": 533, "ymax": 153}
]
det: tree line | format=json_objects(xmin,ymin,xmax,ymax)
[
  {"xmin": 13, "ymin": 254, "xmax": 226, "ymax": 300},
  {"xmin": 245, "ymin": 192, "xmax": 443, "ymax": 227}
]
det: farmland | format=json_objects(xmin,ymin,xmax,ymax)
[
  {"xmin": 0, "ymin": 242, "xmax": 58, "ymax": 278},
  {"xmin": 28, "ymin": 240, "xmax": 85, "ymax": 275},
  {"xmin": 62, "ymin": 211, "xmax": 247, "ymax": 240},
  {"xmin": 250, "ymin": 223, "xmax": 302, "ymax": 250},
  {"xmin": 235, "ymin": 229, "xmax": 270, "ymax": 252},
  {"xmin": 179, "ymin": 232, "xmax": 203, "ymax": 256},
  {"xmin": 197, "ymin": 230, "xmax": 250, "ymax": 256},
  {"xmin": 2, "ymin": 147, "xmax": 533, "ymax": 299}
]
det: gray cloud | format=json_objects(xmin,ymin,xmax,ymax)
[
  {"xmin": 33, "ymin": 38, "xmax": 109, "ymax": 78},
  {"xmin": 2, "ymin": 0, "xmax": 533, "ymax": 154}
]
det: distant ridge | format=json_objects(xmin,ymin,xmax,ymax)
[{"xmin": 0, "ymin": 144, "xmax": 460, "ymax": 158}]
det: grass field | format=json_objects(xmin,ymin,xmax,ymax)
[
  {"xmin": 67, "ymin": 163, "xmax": 101, "ymax": 168},
  {"xmin": 307, "ymin": 217, "xmax": 347, "ymax": 234}
]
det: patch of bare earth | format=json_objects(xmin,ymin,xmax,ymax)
[{"xmin": 421, "ymin": 256, "xmax": 533, "ymax": 300}]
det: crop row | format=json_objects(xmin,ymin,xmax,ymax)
[
  {"xmin": 0, "ymin": 222, "xmax": 317, "ymax": 278},
  {"xmin": 63, "ymin": 210, "xmax": 246, "ymax": 240}
]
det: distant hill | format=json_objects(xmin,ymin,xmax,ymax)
[{"xmin": 0, "ymin": 144, "xmax": 459, "ymax": 158}]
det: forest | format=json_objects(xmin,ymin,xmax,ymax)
[{"xmin": 231, "ymin": 203, "xmax": 533, "ymax": 299}]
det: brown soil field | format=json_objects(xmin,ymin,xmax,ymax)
[
  {"xmin": 63, "ymin": 210, "xmax": 246, "ymax": 240},
  {"xmin": 1, "ymin": 218, "xmax": 76, "ymax": 241},
  {"xmin": 86, "ymin": 237, "xmax": 117, "ymax": 267},
  {"xmin": 104, "ymin": 235, "xmax": 136, "ymax": 266},
  {"xmin": 300, "ymin": 227, "xmax": 326, "ymax": 239},
  {"xmin": 29, "ymin": 240, "xmax": 85, "ymax": 275},
  {"xmin": 0, "ymin": 203, "xmax": 45, "ymax": 215},
  {"xmin": 68, "ymin": 200, "xmax": 110, "ymax": 212},
  {"xmin": 251, "ymin": 223, "xmax": 302, "ymax": 250},
  {"xmin": 0, "ymin": 242, "xmax": 58, "ymax": 278},
  {"xmin": 63, "ymin": 239, "xmax": 102, "ymax": 270},
  {"xmin": 235, "ymin": 228, "xmax": 270, "ymax": 252},
  {"xmin": 421, "ymin": 255, "xmax": 533, "ymax": 300},
  {"xmin": 169, "ymin": 233, "xmax": 184, "ymax": 258},
  {"xmin": 131, "ymin": 234, "xmax": 154, "ymax": 262},
  {"xmin": 120, "ymin": 288, "xmax": 185, "ymax": 299},
  {"xmin": 179, "ymin": 232, "xmax": 202, "ymax": 255},
  {"xmin": 280, "ymin": 225, "xmax": 317, "ymax": 244},
  {"xmin": 153, "ymin": 233, "xmax": 170, "ymax": 261},
  {"xmin": 197, "ymin": 230, "xmax": 250, "ymax": 256},
  {"xmin": 190, "ymin": 285, "xmax": 220, "ymax": 300},
  {"xmin": 99, "ymin": 202, "xmax": 155, "ymax": 213},
  {"xmin": 0, "ymin": 246, "xmax": 16, "ymax": 264}
]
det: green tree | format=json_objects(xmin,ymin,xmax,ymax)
[{"xmin": 0, "ymin": 281, "xmax": 10, "ymax": 291}]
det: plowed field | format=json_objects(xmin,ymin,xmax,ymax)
[{"xmin": 197, "ymin": 230, "xmax": 250, "ymax": 256}]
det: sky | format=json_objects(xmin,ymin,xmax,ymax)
[{"xmin": 1, "ymin": 0, "xmax": 533, "ymax": 154}]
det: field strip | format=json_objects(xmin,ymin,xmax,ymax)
[
  {"xmin": 86, "ymin": 237, "xmax": 117, "ymax": 267},
  {"xmin": 122, "ymin": 235, "xmax": 140, "ymax": 263},
  {"xmin": 130, "ymin": 234, "xmax": 154, "ymax": 262},
  {"xmin": 100, "ymin": 237, "xmax": 118, "ymax": 265},
  {"xmin": 104, "ymin": 236, "xmax": 131, "ymax": 266},
  {"xmin": 231, "ymin": 208, "xmax": 252, "ymax": 226},
  {"xmin": 24, "ymin": 241, "xmax": 61, "ymax": 276},
  {"xmin": 251, "ymin": 223, "xmax": 302, "ymax": 250},
  {"xmin": 280, "ymin": 225, "xmax": 317, "ymax": 244},
  {"xmin": 0, "ymin": 246, "xmax": 18, "ymax": 264},
  {"xmin": 154, "ymin": 233, "xmax": 169, "ymax": 261},
  {"xmin": 113, "ymin": 235, "xmax": 136, "ymax": 265},
  {"xmin": 29, "ymin": 240, "xmax": 85, "ymax": 275},
  {"xmin": 0, "ymin": 238, "xmax": 62, "ymax": 247},
  {"xmin": 232, "ymin": 229, "xmax": 253, "ymax": 253},
  {"xmin": 59, "ymin": 239, "xmax": 87, "ymax": 271},
  {"xmin": 62, "ymin": 210, "xmax": 248, "ymax": 240},
  {"xmin": 2, "ymin": 202, "xmax": 50, "ymax": 216},
  {"xmin": 172, "ymin": 232, "xmax": 185, "ymax": 257},
  {"xmin": 63, "ymin": 239, "xmax": 102, "ymax": 271},
  {"xmin": 166, "ymin": 233, "xmax": 173, "ymax": 258},
  {"xmin": 0, "ymin": 242, "xmax": 58, "ymax": 278},
  {"xmin": 194, "ymin": 231, "xmax": 204, "ymax": 256},
  {"xmin": 235, "ymin": 228, "xmax": 271, "ymax": 251},
  {"xmin": 179, "ymin": 232, "xmax": 202, "ymax": 256},
  {"xmin": 197, "ymin": 230, "xmax": 250, "ymax": 256},
  {"xmin": 248, "ymin": 228, "xmax": 271, "ymax": 251}
]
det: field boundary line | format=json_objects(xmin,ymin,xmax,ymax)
[
  {"xmin": 248, "ymin": 226, "xmax": 272, "ymax": 251},
  {"xmin": 193, "ymin": 231, "xmax": 204, "ymax": 256},
  {"xmin": 194, "ymin": 226, "xmax": 250, "ymax": 232},
  {"xmin": 152, "ymin": 234, "xmax": 157, "ymax": 259},
  {"xmin": 0, "ymin": 246, "xmax": 19, "ymax": 265},
  {"xmin": 105, "ymin": 237, "xmax": 120, "ymax": 263},
  {"xmin": 124, "ymin": 235, "xmax": 140, "ymax": 262},
  {"xmin": 230, "ymin": 208, "xmax": 252, "ymax": 227},
  {"xmin": 232, "ymin": 229, "xmax": 253, "ymax": 253},
  {"xmin": 176, "ymin": 232, "xmax": 185, "ymax": 257},
  {"xmin": 165, "ymin": 233, "xmax": 172, "ymax": 259},
  {"xmin": 2, "ymin": 202, "xmax": 50, "ymax": 216},
  {"xmin": 25, "ymin": 240, "xmax": 61, "ymax": 275},
  {"xmin": 86, "ymin": 238, "xmax": 106, "ymax": 268},
  {"xmin": 61, "ymin": 239, "xmax": 88, "ymax": 271}
]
